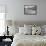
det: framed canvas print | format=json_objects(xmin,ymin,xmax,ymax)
[{"xmin": 24, "ymin": 5, "xmax": 37, "ymax": 15}]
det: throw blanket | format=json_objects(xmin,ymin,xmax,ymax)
[{"xmin": 11, "ymin": 33, "xmax": 46, "ymax": 46}]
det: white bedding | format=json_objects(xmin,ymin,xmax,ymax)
[{"xmin": 11, "ymin": 33, "xmax": 46, "ymax": 46}]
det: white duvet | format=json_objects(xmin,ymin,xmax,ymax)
[{"xmin": 11, "ymin": 33, "xmax": 46, "ymax": 46}]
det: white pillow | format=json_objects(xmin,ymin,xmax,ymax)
[
  {"xmin": 32, "ymin": 26, "xmax": 41, "ymax": 35},
  {"xmin": 19, "ymin": 27, "xmax": 25, "ymax": 34},
  {"xmin": 24, "ymin": 24, "xmax": 32, "ymax": 35},
  {"xmin": 24, "ymin": 24, "xmax": 32, "ymax": 29},
  {"xmin": 19, "ymin": 27, "xmax": 32, "ymax": 35},
  {"xmin": 41, "ymin": 25, "xmax": 45, "ymax": 35},
  {"xmin": 8, "ymin": 26, "xmax": 19, "ymax": 36},
  {"xmin": 24, "ymin": 27, "xmax": 32, "ymax": 35},
  {"xmin": 42, "ymin": 25, "xmax": 46, "ymax": 33}
]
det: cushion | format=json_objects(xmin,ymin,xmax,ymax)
[
  {"xmin": 8, "ymin": 26, "xmax": 19, "ymax": 36},
  {"xmin": 19, "ymin": 27, "xmax": 25, "ymax": 34},
  {"xmin": 42, "ymin": 25, "xmax": 46, "ymax": 33},
  {"xmin": 40, "ymin": 26, "xmax": 45, "ymax": 35},
  {"xmin": 19, "ymin": 27, "xmax": 32, "ymax": 35},
  {"xmin": 24, "ymin": 24, "xmax": 32, "ymax": 29},
  {"xmin": 32, "ymin": 26, "xmax": 41, "ymax": 35},
  {"xmin": 42, "ymin": 25, "xmax": 46, "ymax": 35},
  {"xmin": 24, "ymin": 27, "xmax": 32, "ymax": 35},
  {"xmin": 24, "ymin": 24, "xmax": 32, "ymax": 34}
]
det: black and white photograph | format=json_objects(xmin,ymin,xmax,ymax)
[{"xmin": 24, "ymin": 5, "xmax": 37, "ymax": 15}]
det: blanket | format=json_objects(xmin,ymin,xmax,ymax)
[{"xmin": 11, "ymin": 33, "xmax": 46, "ymax": 46}]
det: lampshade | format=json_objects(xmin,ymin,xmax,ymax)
[{"xmin": 6, "ymin": 20, "xmax": 12, "ymax": 26}]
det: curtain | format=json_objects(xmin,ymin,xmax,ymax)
[{"xmin": 0, "ymin": 5, "xmax": 5, "ymax": 36}]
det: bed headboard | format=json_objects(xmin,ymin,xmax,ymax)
[
  {"xmin": 6, "ymin": 20, "xmax": 46, "ymax": 27},
  {"xmin": 15, "ymin": 21, "xmax": 46, "ymax": 27}
]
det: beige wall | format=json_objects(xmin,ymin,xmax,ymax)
[{"xmin": 0, "ymin": 0, "xmax": 46, "ymax": 22}]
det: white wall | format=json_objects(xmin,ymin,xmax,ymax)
[{"xmin": 0, "ymin": 0, "xmax": 46, "ymax": 22}]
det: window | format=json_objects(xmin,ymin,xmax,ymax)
[{"xmin": 0, "ymin": 5, "xmax": 5, "ymax": 35}]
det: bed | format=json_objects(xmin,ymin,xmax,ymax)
[
  {"xmin": 11, "ymin": 33, "xmax": 46, "ymax": 46},
  {"xmin": 11, "ymin": 21, "xmax": 46, "ymax": 46}
]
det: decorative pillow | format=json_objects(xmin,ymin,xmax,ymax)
[
  {"xmin": 40, "ymin": 25, "xmax": 45, "ymax": 35},
  {"xmin": 42, "ymin": 25, "xmax": 46, "ymax": 32},
  {"xmin": 8, "ymin": 26, "xmax": 19, "ymax": 36},
  {"xmin": 32, "ymin": 26, "xmax": 41, "ymax": 35},
  {"xmin": 24, "ymin": 27, "xmax": 32, "ymax": 35},
  {"xmin": 32, "ymin": 27, "xmax": 36, "ymax": 35},
  {"xmin": 24, "ymin": 24, "xmax": 32, "ymax": 35},
  {"xmin": 19, "ymin": 27, "xmax": 25, "ymax": 34},
  {"xmin": 42, "ymin": 25, "xmax": 46, "ymax": 35},
  {"xmin": 19, "ymin": 27, "xmax": 32, "ymax": 35},
  {"xmin": 24, "ymin": 24, "xmax": 32, "ymax": 29}
]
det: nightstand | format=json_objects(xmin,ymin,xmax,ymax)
[
  {"xmin": 0, "ymin": 36, "xmax": 13, "ymax": 46},
  {"xmin": 3, "ymin": 41, "xmax": 12, "ymax": 46}
]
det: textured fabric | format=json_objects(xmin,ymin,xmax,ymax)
[
  {"xmin": 42, "ymin": 25, "xmax": 46, "ymax": 34},
  {"xmin": 15, "ymin": 41, "xmax": 46, "ymax": 46},
  {"xmin": 9, "ymin": 26, "xmax": 19, "ymax": 36},
  {"xmin": 19, "ymin": 27, "xmax": 32, "ymax": 35},
  {"xmin": 32, "ymin": 26, "xmax": 41, "ymax": 35},
  {"xmin": 24, "ymin": 27, "xmax": 32, "ymax": 35},
  {"xmin": 11, "ymin": 34, "xmax": 46, "ymax": 46},
  {"xmin": 24, "ymin": 24, "xmax": 32, "ymax": 34},
  {"xmin": 19, "ymin": 27, "xmax": 25, "ymax": 34},
  {"xmin": 24, "ymin": 24, "xmax": 32, "ymax": 29}
]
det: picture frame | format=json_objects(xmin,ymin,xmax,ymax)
[{"xmin": 24, "ymin": 5, "xmax": 37, "ymax": 15}]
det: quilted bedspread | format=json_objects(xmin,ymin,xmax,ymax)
[{"xmin": 11, "ymin": 33, "xmax": 46, "ymax": 46}]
